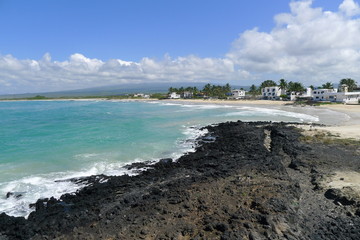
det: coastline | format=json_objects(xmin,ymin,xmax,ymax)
[
  {"xmin": 2, "ymin": 98, "xmax": 359, "ymax": 139},
  {"xmin": 310, "ymin": 104, "xmax": 360, "ymax": 140},
  {"xmin": 168, "ymin": 99, "xmax": 360, "ymax": 140},
  {"xmin": 1, "ymin": 121, "xmax": 359, "ymax": 239}
]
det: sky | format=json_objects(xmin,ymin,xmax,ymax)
[{"xmin": 0, "ymin": 0, "xmax": 359, "ymax": 94}]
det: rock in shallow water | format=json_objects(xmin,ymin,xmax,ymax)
[{"xmin": 6, "ymin": 192, "xmax": 25, "ymax": 199}]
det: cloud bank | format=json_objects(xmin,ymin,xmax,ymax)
[
  {"xmin": 227, "ymin": 0, "xmax": 360, "ymax": 82},
  {"xmin": 1, "ymin": 0, "xmax": 360, "ymax": 94},
  {"xmin": 0, "ymin": 53, "xmax": 247, "ymax": 94}
]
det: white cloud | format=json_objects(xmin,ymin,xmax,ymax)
[
  {"xmin": 339, "ymin": 0, "xmax": 360, "ymax": 16},
  {"xmin": 0, "ymin": 53, "xmax": 245, "ymax": 94},
  {"xmin": 227, "ymin": 0, "xmax": 360, "ymax": 85},
  {"xmin": 1, "ymin": 0, "xmax": 360, "ymax": 94}
]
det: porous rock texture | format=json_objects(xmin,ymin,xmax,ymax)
[{"xmin": 0, "ymin": 121, "xmax": 359, "ymax": 239}]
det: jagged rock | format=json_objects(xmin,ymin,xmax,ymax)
[
  {"xmin": 1, "ymin": 122, "xmax": 360, "ymax": 239},
  {"xmin": 6, "ymin": 192, "xmax": 25, "ymax": 199}
]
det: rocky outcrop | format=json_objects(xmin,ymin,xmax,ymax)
[{"xmin": 0, "ymin": 121, "xmax": 359, "ymax": 239}]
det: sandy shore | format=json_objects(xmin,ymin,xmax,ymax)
[
  {"xmin": 168, "ymin": 99, "xmax": 360, "ymax": 140},
  {"xmin": 167, "ymin": 98, "xmax": 293, "ymax": 105},
  {"xmin": 168, "ymin": 99, "xmax": 360, "ymax": 139},
  {"xmin": 313, "ymin": 104, "xmax": 360, "ymax": 140}
]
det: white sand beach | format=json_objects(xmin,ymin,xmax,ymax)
[
  {"xmin": 317, "ymin": 104, "xmax": 360, "ymax": 140},
  {"xmin": 167, "ymin": 99, "xmax": 360, "ymax": 140},
  {"xmin": 167, "ymin": 98, "xmax": 293, "ymax": 106}
]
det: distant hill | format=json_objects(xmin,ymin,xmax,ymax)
[{"xmin": 0, "ymin": 82, "xmax": 250, "ymax": 99}]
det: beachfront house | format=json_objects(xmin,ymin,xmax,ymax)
[
  {"xmin": 169, "ymin": 92, "xmax": 181, "ymax": 99},
  {"xmin": 312, "ymin": 88, "xmax": 338, "ymax": 101},
  {"xmin": 291, "ymin": 88, "xmax": 313, "ymax": 101},
  {"xmin": 182, "ymin": 91, "xmax": 193, "ymax": 99},
  {"xmin": 231, "ymin": 89, "xmax": 246, "ymax": 99},
  {"xmin": 262, "ymin": 86, "xmax": 285, "ymax": 100},
  {"xmin": 311, "ymin": 86, "xmax": 360, "ymax": 104},
  {"xmin": 134, "ymin": 93, "xmax": 144, "ymax": 98}
]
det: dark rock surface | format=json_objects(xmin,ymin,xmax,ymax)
[{"xmin": 0, "ymin": 121, "xmax": 359, "ymax": 240}]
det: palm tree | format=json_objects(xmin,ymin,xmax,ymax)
[
  {"xmin": 288, "ymin": 81, "xmax": 305, "ymax": 93},
  {"xmin": 249, "ymin": 84, "xmax": 259, "ymax": 97},
  {"xmin": 340, "ymin": 78, "xmax": 357, "ymax": 92},
  {"xmin": 321, "ymin": 82, "xmax": 333, "ymax": 89},
  {"xmin": 203, "ymin": 83, "xmax": 212, "ymax": 96},
  {"xmin": 278, "ymin": 79, "xmax": 288, "ymax": 90},
  {"xmin": 224, "ymin": 83, "xmax": 231, "ymax": 93},
  {"xmin": 260, "ymin": 80, "xmax": 277, "ymax": 89}
]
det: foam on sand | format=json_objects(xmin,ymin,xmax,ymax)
[{"xmin": 224, "ymin": 106, "xmax": 319, "ymax": 122}]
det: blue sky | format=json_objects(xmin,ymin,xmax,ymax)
[
  {"xmin": 0, "ymin": 0, "xmax": 342, "ymax": 61},
  {"xmin": 0, "ymin": 0, "xmax": 359, "ymax": 94}
]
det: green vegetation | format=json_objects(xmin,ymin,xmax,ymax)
[
  {"xmin": 168, "ymin": 86, "xmax": 199, "ymax": 95},
  {"xmin": 287, "ymin": 81, "xmax": 305, "ymax": 92},
  {"xmin": 150, "ymin": 93, "xmax": 167, "ymax": 100},
  {"xmin": 278, "ymin": 79, "xmax": 288, "ymax": 91},
  {"xmin": 300, "ymin": 131, "xmax": 360, "ymax": 146},
  {"xmin": 168, "ymin": 83, "xmax": 232, "ymax": 99},
  {"xmin": 340, "ymin": 78, "xmax": 357, "ymax": 92},
  {"xmin": 260, "ymin": 80, "xmax": 277, "ymax": 88},
  {"xmin": 321, "ymin": 82, "xmax": 333, "ymax": 89},
  {"xmin": 248, "ymin": 84, "xmax": 260, "ymax": 97}
]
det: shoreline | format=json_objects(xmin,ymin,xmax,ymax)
[
  {"xmin": 2, "ymin": 98, "xmax": 359, "ymax": 139},
  {"xmin": 168, "ymin": 99, "xmax": 360, "ymax": 140},
  {"xmin": 310, "ymin": 104, "xmax": 360, "ymax": 140},
  {"xmin": 1, "ymin": 121, "xmax": 359, "ymax": 239}
]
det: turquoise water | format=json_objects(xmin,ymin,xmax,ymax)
[{"xmin": 0, "ymin": 100, "xmax": 334, "ymax": 217}]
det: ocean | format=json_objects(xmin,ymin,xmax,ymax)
[{"xmin": 0, "ymin": 100, "xmax": 349, "ymax": 217}]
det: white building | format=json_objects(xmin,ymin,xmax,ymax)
[
  {"xmin": 134, "ymin": 93, "xmax": 145, "ymax": 98},
  {"xmin": 311, "ymin": 87, "xmax": 360, "ymax": 104},
  {"xmin": 262, "ymin": 87, "xmax": 285, "ymax": 100},
  {"xmin": 231, "ymin": 89, "xmax": 246, "ymax": 99},
  {"xmin": 182, "ymin": 91, "xmax": 193, "ymax": 99},
  {"xmin": 169, "ymin": 92, "xmax": 181, "ymax": 99},
  {"xmin": 134, "ymin": 93, "xmax": 150, "ymax": 98},
  {"xmin": 311, "ymin": 89, "xmax": 338, "ymax": 101}
]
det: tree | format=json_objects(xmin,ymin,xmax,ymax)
[
  {"xmin": 260, "ymin": 80, "xmax": 277, "ymax": 89},
  {"xmin": 321, "ymin": 82, "xmax": 333, "ymax": 89},
  {"xmin": 340, "ymin": 78, "xmax": 357, "ymax": 92},
  {"xmin": 309, "ymin": 85, "xmax": 315, "ymax": 90},
  {"xmin": 248, "ymin": 84, "xmax": 260, "ymax": 97},
  {"xmin": 203, "ymin": 83, "xmax": 212, "ymax": 96},
  {"xmin": 278, "ymin": 79, "xmax": 288, "ymax": 90},
  {"xmin": 287, "ymin": 81, "xmax": 305, "ymax": 92},
  {"xmin": 224, "ymin": 83, "xmax": 231, "ymax": 93}
]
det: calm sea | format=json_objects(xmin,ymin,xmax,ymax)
[{"xmin": 0, "ymin": 100, "xmax": 347, "ymax": 217}]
